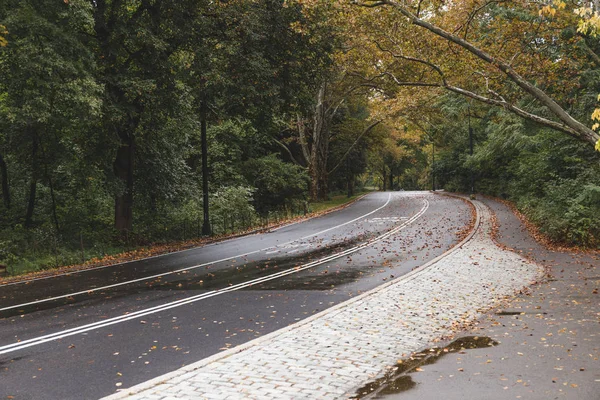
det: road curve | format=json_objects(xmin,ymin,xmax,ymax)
[{"xmin": 0, "ymin": 191, "xmax": 472, "ymax": 400}]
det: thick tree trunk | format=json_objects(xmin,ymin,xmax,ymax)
[
  {"xmin": 382, "ymin": 167, "xmax": 388, "ymax": 191},
  {"xmin": 389, "ymin": 169, "xmax": 394, "ymax": 191},
  {"xmin": 47, "ymin": 172, "xmax": 60, "ymax": 233},
  {"xmin": 0, "ymin": 151, "xmax": 10, "ymax": 209},
  {"xmin": 25, "ymin": 178, "xmax": 37, "ymax": 228},
  {"xmin": 309, "ymin": 83, "xmax": 330, "ymax": 201},
  {"xmin": 114, "ymin": 134, "xmax": 135, "ymax": 233}
]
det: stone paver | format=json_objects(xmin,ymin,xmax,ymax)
[{"xmin": 103, "ymin": 200, "xmax": 542, "ymax": 400}]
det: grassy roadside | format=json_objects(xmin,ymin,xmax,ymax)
[
  {"xmin": 1, "ymin": 191, "xmax": 371, "ymax": 282},
  {"xmin": 308, "ymin": 192, "xmax": 369, "ymax": 214}
]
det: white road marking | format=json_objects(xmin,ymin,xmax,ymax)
[
  {"xmin": 0, "ymin": 194, "xmax": 393, "ymax": 313},
  {"xmin": 0, "ymin": 199, "xmax": 428, "ymax": 356}
]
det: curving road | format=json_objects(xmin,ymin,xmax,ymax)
[{"xmin": 0, "ymin": 191, "xmax": 471, "ymax": 400}]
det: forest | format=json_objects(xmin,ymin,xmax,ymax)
[{"xmin": 0, "ymin": 0, "xmax": 599, "ymax": 275}]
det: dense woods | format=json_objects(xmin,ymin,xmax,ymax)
[{"xmin": 0, "ymin": 0, "xmax": 598, "ymax": 274}]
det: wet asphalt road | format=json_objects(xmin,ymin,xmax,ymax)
[{"xmin": 0, "ymin": 192, "xmax": 471, "ymax": 400}]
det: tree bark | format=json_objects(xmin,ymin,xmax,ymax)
[
  {"xmin": 347, "ymin": 174, "xmax": 355, "ymax": 198},
  {"xmin": 0, "ymin": 151, "xmax": 10, "ymax": 209},
  {"xmin": 114, "ymin": 133, "xmax": 135, "ymax": 233},
  {"xmin": 25, "ymin": 134, "xmax": 38, "ymax": 228},
  {"xmin": 201, "ymin": 116, "xmax": 211, "ymax": 235},
  {"xmin": 309, "ymin": 82, "xmax": 330, "ymax": 201}
]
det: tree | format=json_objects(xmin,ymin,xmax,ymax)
[
  {"xmin": 0, "ymin": 0, "xmax": 101, "ymax": 229},
  {"xmin": 353, "ymin": 0, "xmax": 600, "ymax": 150},
  {"xmin": 91, "ymin": 0, "xmax": 202, "ymax": 233}
]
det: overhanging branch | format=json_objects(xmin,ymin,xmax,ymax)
[{"xmin": 329, "ymin": 120, "xmax": 382, "ymax": 175}]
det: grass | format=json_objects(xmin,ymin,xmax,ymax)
[{"xmin": 308, "ymin": 191, "xmax": 369, "ymax": 214}]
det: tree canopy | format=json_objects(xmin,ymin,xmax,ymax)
[{"xmin": 1, "ymin": 0, "xmax": 599, "ymax": 274}]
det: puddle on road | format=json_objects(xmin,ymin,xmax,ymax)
[{"xmin": 353, "ymin": 336, "xmax": 498, "ymax": 399}]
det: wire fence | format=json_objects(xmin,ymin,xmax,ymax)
[{"xmin": 2, "ymin": 206, "xmax": 309, "ymax": 276}]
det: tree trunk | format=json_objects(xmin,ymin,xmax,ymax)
[
  {"xmin": 25, "ymin": 134, "xmax": 38, "ymax": 228},
  {"xmin": 347, "ymin": 174, "xmax": 355, "ymax": 198},
  {"xmin": 0, "ymin": 151, "xmax": 10, "ymax": 209},
  {"xmin": 382, "ymin": 167, "xmax": 388, "ymax": 191},
  {"xmin": 114, "ymin": 134, "xmax": 135, "ymax": 233},
  {"xmin": 389, "ymin": 168, "xmax": 394, "ymax": 191},
  {"xmin": 201, "ymin": 116, "xmax": 211, "ymax": 235},
  {"xmin": 47, "ymin": 172, "xmax": 60, "ymax": 234},
  {"xmin": 310, "ymin": 83, "xmax": 329, "ymax": 201}
]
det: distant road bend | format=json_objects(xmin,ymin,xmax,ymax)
[{"xmin": 0, "ymin": 191, "xmax": 472, "ymax": 400}]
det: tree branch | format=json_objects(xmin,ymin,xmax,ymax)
[
  {"xmin": 445, "ymin": 85, "xmax": 585, "ymax": 139},
  {"xmin": 328, "ymin": 120, "xmax": 382, "ymax": 175},
  {"xmin": 359, "ymin": 0, "xmax": 600, "ymax": 147},
  {"xmin": 374, "ymin": 42, "xmax": 447, "ymax": 85},
  {"xmin": 272, "ymin": 138, "xmax": 306, "ymax": 168}
]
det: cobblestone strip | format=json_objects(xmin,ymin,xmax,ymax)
[{"xmin": 103, "ymin": 200, "xmax": 543, "ymax": 400}]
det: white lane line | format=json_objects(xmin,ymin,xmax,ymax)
[
  {"xmin": 0, "ymin": 194, "xmax": 393, "ymax": 313},
  {"xmin": 298, "ymin": 193, "xmax": 391, "ymax": 240},
  {"xmin": 0, "ymin": 194, "xmax": 387, "ymax": 288},
  {"xmin": 0, "ymin": 199, "xmax": 428, "ymax": 356}
]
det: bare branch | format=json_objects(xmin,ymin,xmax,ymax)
[
  {"xmin": 272, "ymin": 138, "xmax": 305, "ymax": 168},
  {"xmin": 383, "ymin": 72, "xmax": 441, "ymax": 87},
  {"xmin": 297, "ymin": 114, "xmax": 311, "ymax": 164},
  {"xmin": 328, "ymin": 120, "xmax": 382, "ymax": 175},
  {"xmin": 374, "ymin": 42, "xmax": 448, "ymax": 85},
  {"xmin": 445, "ymin": 86, "xmax": 584, "ymax": 140}
]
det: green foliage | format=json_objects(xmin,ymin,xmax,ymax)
[
  {"xmin": 433, "ymin": 95, "xmax": 600, "ymax": 248},
  {"xmin": 210, "ymin": 186, "xmax": 258, "ymax": 235},
  {"xmin": 0, "ymin": 0, "xmax": 334, "ymax": 274},
  {"xmin": 244, "ymin": 154, "xmax": 309, "ymax": 216}
]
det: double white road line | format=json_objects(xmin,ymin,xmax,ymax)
[{"xmin": 0, "ymin": 196, "xmax": 428, "ymax": 356}]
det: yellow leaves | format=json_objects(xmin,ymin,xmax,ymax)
[
  {"xmin": 539, "ymin": 1, "xmax": 565, "ymax": 17},
  {"xmin": 591, "ymin": 105, "xmax": 600, "ymax": 152},
  {"xmin": 540, "ymin": 5, "xmax": 557, "ymax": 17},
  {"xmin": 539, "ymin": 0, "xmax": 565, "ymax": 17},
  {"xmin": 0, "ymin": 25, "xmax": 7, "ymax": 47},
  {"xmin": 554, "ymin": 0, "xmax": 566, "ymax": 10},
  {"xmin": 575, "ymin": 7, "xmax": 600, "ymax": 36}
]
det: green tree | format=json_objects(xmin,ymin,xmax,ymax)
[{"xmin": 0, "ymin": 0, "xmax": 101, "ymax": 229}]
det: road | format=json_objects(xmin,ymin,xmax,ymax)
[{"xmin": 0, "ymin": 191, "xmax": 471, "ymax": 400}]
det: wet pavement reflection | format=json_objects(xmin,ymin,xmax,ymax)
[{"xmin": 353, "ymin": 336, "xmax": 498, "ymax": 399}]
